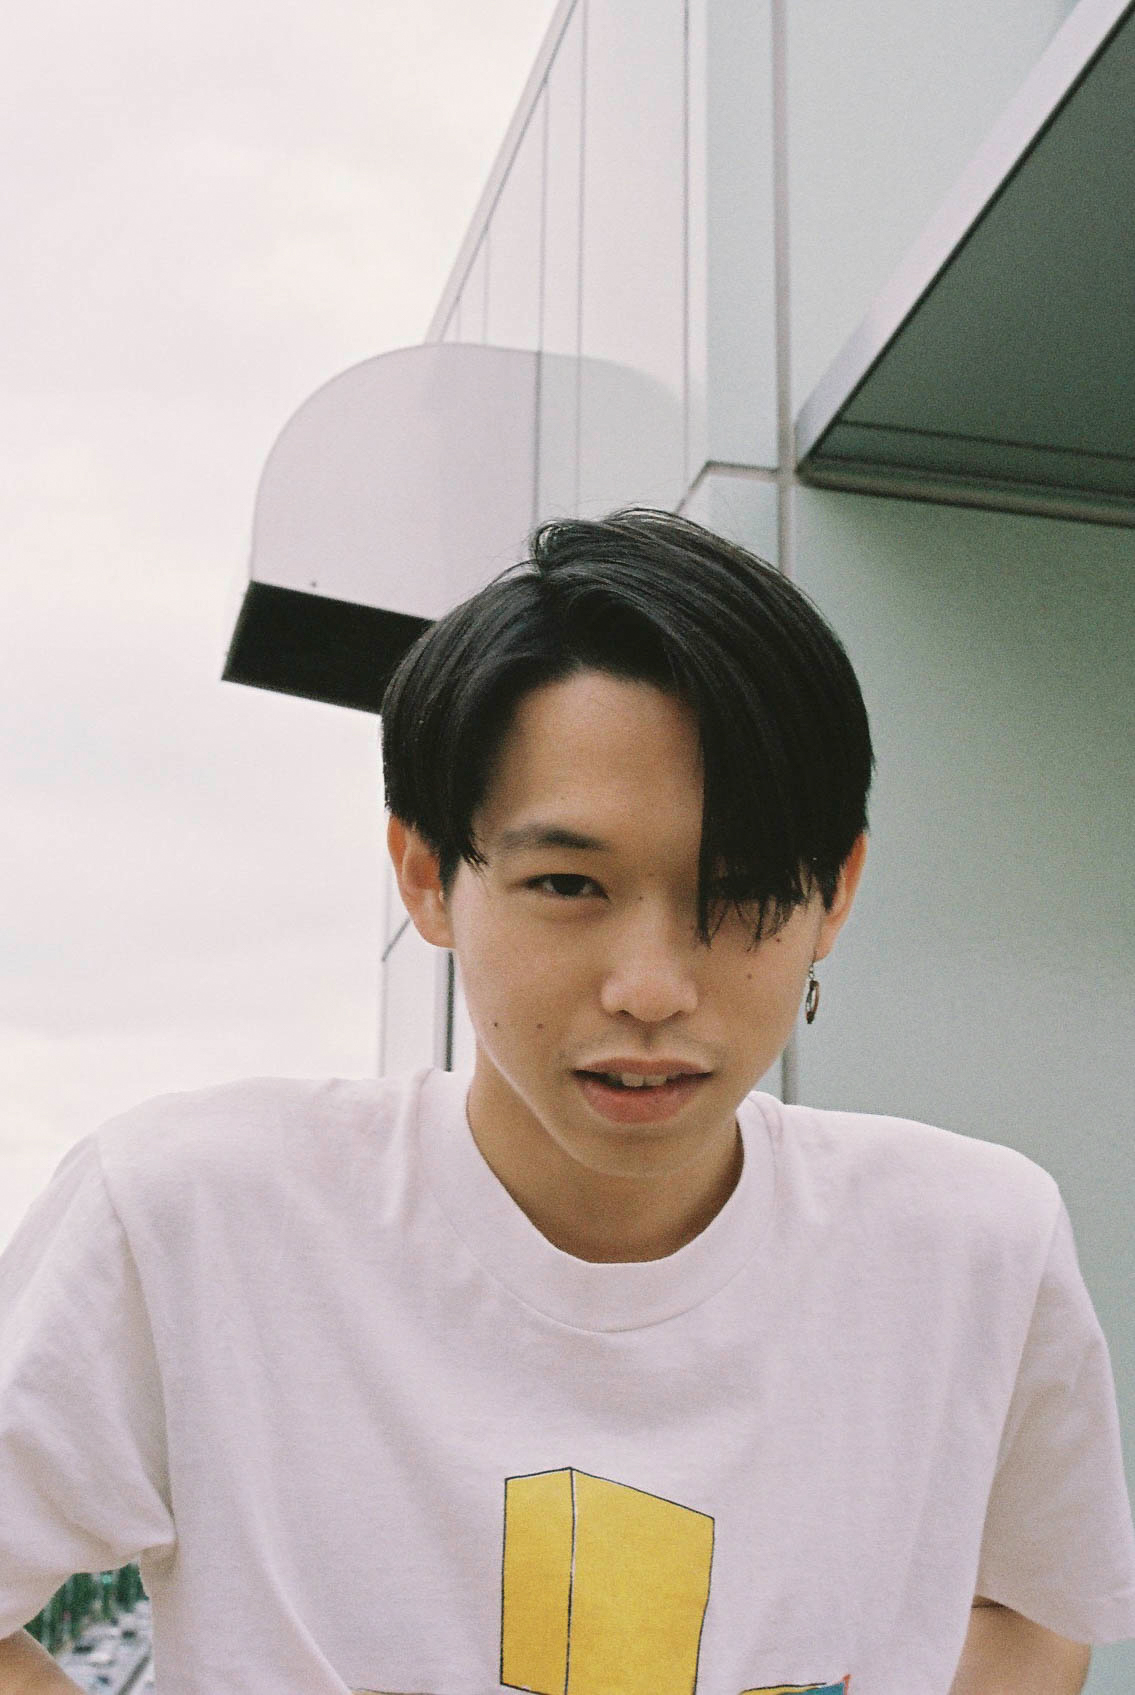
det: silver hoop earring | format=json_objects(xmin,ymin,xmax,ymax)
[{"xmin": 804, "ymin": 963, "xmax": 820, "ymax": 1025}]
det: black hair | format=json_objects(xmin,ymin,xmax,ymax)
[{"xmin": 381, "ymin": 508, "xmax": 874, "ymax": 943}]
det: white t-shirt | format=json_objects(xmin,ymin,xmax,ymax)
[{"xmin": 2, "ymin": 1068, "xmax": 1134, "ymax": 1695}]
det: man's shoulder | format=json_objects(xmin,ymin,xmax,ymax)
[
  {"xmin": 773, "ymin": 1094, "xmax": 1062, "ymax": 1241},
  {"xmin": 91, "ymin": 1069, "xmax": 428, "ymax": 1207}
]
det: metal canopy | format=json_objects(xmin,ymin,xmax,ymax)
[
  {"xmin": 223, "ymin": 340, "xmax": 686, "ymax": 714},
  {"xmin": 796, "ymin": 0, "xmax": 1135, "ymax": 527},
  {"xmin": 223, "ymin": 343, "xmax": 540, "ymax": 714}
]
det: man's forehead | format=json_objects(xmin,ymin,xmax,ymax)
[{"xmin": 474, "ymin": 672, "xmax": 705, "ymax": 851}]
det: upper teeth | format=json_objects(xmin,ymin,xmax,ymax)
[{"xmin": 602, "ymin": 1072, "xmax": 677, "ymax": 1088}]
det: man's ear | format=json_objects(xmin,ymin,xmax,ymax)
[
  {"xmin": 386, "ymin": 815, "xmax": 456, "ymax": 950},
  {"xmin": 812, "ymin": 829, "xmax": 868, "ymax": 963}
]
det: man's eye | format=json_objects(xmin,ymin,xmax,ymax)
[{"xmin": 528, "ymin": 874, "xmax": 601, "ymax": 899}]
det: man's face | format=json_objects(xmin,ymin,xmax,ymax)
[{"xmin": 404, "ymin": 670, "xmax": 862, "ymax": 1198}]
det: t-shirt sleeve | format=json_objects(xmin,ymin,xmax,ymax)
[
  {"xmin": 974, "ymin": 1196, "xmax": 1135, "ymax": 1643},
  {"xmin": 0, "ymin": 1134, "xmax": 176, "ymax": 1636}
]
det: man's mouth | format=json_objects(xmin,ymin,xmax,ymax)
[
  {"xmin": 572, "ymin": 1066, "xmax": 712, "ymax": 1123},
  {"xmin": 578, "ymin": 1070, "xmax": 698, "ymax": 1090}
]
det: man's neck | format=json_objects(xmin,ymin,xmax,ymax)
[{"xmin": 464, "ymin": 1072, "xmax": 744, "ymax": 1263}]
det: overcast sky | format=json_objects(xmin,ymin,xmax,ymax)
[{"xmin": 1, "ymin": 0, "xmax": 559, "ymax": 1245}]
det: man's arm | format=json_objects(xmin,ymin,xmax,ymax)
[
  {"xmin": 949, "ymin": 1597, "xmax": 1091, "ymax": 1695},
  {"xmin": 0, "ymin": 1630, "xmax": 85, "ymax": 1695}
]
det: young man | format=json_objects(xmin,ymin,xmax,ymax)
[{"xmin": 1, "ymin": 511, "xmax": 1133, "ymax": 1694}]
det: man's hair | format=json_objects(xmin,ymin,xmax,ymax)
[{"xmin": 381, "ymin": 508, "xmax": 875, "ymax": 943}]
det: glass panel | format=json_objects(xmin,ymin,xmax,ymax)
[
  {"xmin": 538, "ymin": 1, "xmax": 586, "ymax": 516},
  {"xmin": 542, "ymin": 4, "xmax": 584, "ymax": 358},
  {"xmin": 577, "ymin": 0, "xmax": 687, "ymax": 514},
  {"xmin": 462, "ymin": 235, "xmax": 490, "ymax": 345},
  {"xmin": 380, "ymin": 921, "xmax": 442, "ymax": 1076},
  {"xmin": 688, "ymin": 0, "xmax": 777, "ymax": 476},
  {"xmin": 486, "ymin": 93, "xmax": 546, "ymax": 350},
  {"xmin": 450, "ymin": 965, "xmax": 478, "ymax": 1075},
  {"xmin": 680, "ymin": 470, "xmax": 779, "ymax": 563}
]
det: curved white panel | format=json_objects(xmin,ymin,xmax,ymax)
[
  {"xmin": 227, "ymin": 341, "xmax": 695, "ymax": 714},
  {"xmin": 249, "ymin": 342, "xmax": 540, "ymax": 622}
]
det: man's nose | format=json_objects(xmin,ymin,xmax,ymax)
[{"xmin": 598, "ymin": 904, "xmax": 699, "ymax": 1022}]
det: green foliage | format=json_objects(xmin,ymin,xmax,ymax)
[{"xmin": 24, "ymin": 1564, "xmax": 146, "ymax": 1654}]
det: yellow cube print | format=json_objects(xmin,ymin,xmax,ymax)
[{"xmin": 501, "ymin": 1467, "xmax": 714, "ymax": 1695}]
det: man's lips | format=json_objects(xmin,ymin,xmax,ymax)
[
  {"xmin": 574, "ymin": 1059, "xmax": 710, "ymax": 1079},
  {"xmin": 572, "ymin": 1067, "xmax": 711, "ymax": 1124}
]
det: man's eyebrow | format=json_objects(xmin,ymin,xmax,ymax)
[{"xmin": 494, "ymin": 823, "xmax": 611, "ymax": 855}]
